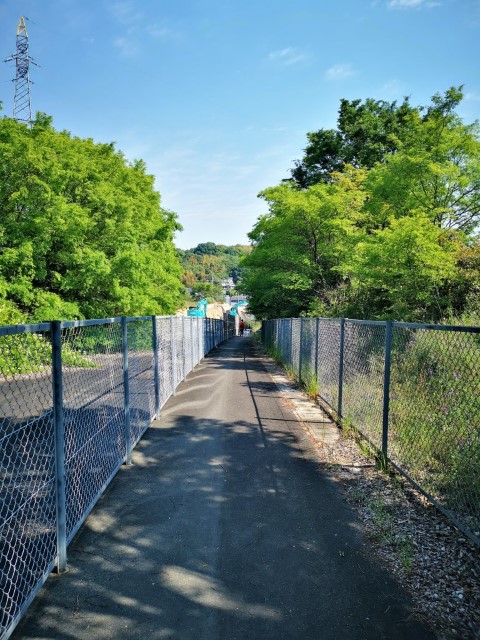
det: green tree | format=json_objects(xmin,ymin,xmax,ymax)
[
  {"xmin": 0, "ymin": 113, "xmax": 184, "ymax": 321},
  {"xmin": 178, "ymin": 243, "xmax": 250, "ymax": 292},
  {"xmin": 190, "ymin": 281, "xmax": 224, "ymax": 302},
  {"xmin": 364, "ymin": 88, "xmax": 480, "ymax": 233},
  {"xmin": 242, "ymin": 168, "xmax": 367, "ymax": 318},
  {"xmin": 343, "ymin": 215, "xmax": 458, "ymax": 320},
  {"xmin": 246, "ymin": 88, "xmax": 480, "ymax": 322},
  {"xmin": 290, "ymin": 96, "xmax": 416, "ymax": 187}
]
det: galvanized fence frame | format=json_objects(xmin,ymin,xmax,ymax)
[
  {"xmin": 0, "ymin": 315, "xmax": 227, "ymax": 640},
  {"xmin": 262, "ymin": 317, "xmax": 480, "ymax": 547}
]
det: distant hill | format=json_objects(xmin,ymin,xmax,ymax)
[{"xmin": 176, "ymin": 243, "xmax": 251, "ymax": 300}]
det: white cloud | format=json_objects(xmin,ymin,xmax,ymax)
[
  {"xmin": 147, "ymin": 23, "xmax": 180, "ymax": 40},
  {"xmin": 267, "ymin": 47, "xmax": 309, "ymax": 66},
  {"xmin": 388, "ymin": 0, "xmax": 441, "ymax": 8},
  {"xmin": 110, "ymin": 3, "xmax": 179, "ymax": 55},
  {"xmin": 113, "ymin": 36, "xmax": 139, "ymax": 57},
  {"xmin": 110, "ymin": 1, "xmax": 142, "ymax": 25},
  {"xmin": 465, "ymin": 92, "xmax": 480, "ymax": 102},
  {"xmin": 380, "ymin": 79, "xmax": 408, "ymax": 99},
  {"xmin": 325, "ymin": 63, "xmax": 356, "ymax": 80}
]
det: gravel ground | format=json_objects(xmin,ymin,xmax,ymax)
[
  {"xmin": 259, "ymin": 345, "xmax": 480, "ymax": 640},
  {"xmin": 322, "ymin": 434, "xmax": 480, "ymax": 640}
]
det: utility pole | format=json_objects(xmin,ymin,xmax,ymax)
[{"xmin": 5, "ymin": 17, "xmax": 38, "ymax": 124}]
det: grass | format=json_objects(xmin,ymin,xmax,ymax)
[
  {"xmin": 300, "ymin": 367, "xmax": 319, "ymax": 400},
  {"xmin": 396, "ymin": 534, "xmax": 414, "ymax": 575},
  {"xmin": 341, "ymin": 417, "xmax": 377, "ymax": 461},
  {"xmin": 360, "ymin": 486, "xmax": 414, "ymax": 575}
]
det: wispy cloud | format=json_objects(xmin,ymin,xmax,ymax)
[
  {"xmin": 110, "ymin": 1, "xmax": 142, "ymax": 25},
  {"xmin": 113, "ymin": 36, "xmax": 139, "ymax": 57},
  {"xmin": 465, "ymin": 91, "xmax": 480, "ymax": 102},
  {"xmin": 380, "ymin": 79, "xmax": 408, "ymax": 99},
  {"xmin": 267, "ymin": 47, "xmax": 309, "ymax": 66},
  {"xmin": 147, "ymin": 24, "xmax": 178, "ymax": 40},
  {"xmin": 325, "ymin": 63, "xmax": 356, "ymax": 80},
  {"xmin": 388, "ymin": 0, "xmax": 441, "ymax": 8},
  {"xmin": 109, "ymin": 2, "xmax": 180, "ymax": 56}
]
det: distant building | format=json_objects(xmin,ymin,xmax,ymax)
[
  {"xmin": 221, "ymin": 278, "xmax": 235, "ymax": 292},
  {"xmin": 229, "ymin": 295, "xmax": 248, "ymax": 304}
]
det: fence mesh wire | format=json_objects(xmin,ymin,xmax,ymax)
[
  {"xmin": 127, "ymin": 320, "xmax": 156, "ymax": 448},
  {"xmin": 316, "ymin": 320, "xmax": 341, "ymax": 411},
  {"xmin": 389, "ymin": 326, "xmax": 480, "ymax": 533},
  {"xmin": 263, "ymin": 317, "xmax": 480, "ymax": 544},
  {"xmin": 175, "ymin": 318, "xmax": 185, "ymax": 386},
  {"xmin": 342, "ymin": 322, "xmax": 386, "ymax": 450},
  {"xmin": 0, "ymin": 315, "xmax": 227, "ymax": 640},
  {"xmin": 0, "ymin": 330, "xmax": 57, "ymax": 637},
  {"xmin": 291, "ymin": 319, "xmax": 301, "ymax": 376},
  {"xmin": 61, "ymin": 322, "xmax": 125, "ymax": 542},
  {"xmin": 157, "ymin": 318, "xmax": 174, "ymax": 408},
  {"xmin": 299, "ymin": 319, "xmax": 317, "ymax": 388}
]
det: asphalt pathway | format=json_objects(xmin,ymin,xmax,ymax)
[{"xmin": 13, "ymin": 338, "xmax": 435, "ymax": 640}]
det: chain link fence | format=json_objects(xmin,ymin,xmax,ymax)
[
  {"xmin": 262, "ymin": 317, "xmax": 480, "ymax": 547},
  {"xmin": 0, "ymin": 315, "xmax": 227, "ymax": 640}
]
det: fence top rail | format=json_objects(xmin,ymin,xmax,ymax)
[
  {"xmin": 125, "ymin": 316, "xmax": 152, "ymax": 323},
  {"xmin": 61, "ymin": 317, "xmax": 122, "ymax": 329},
  {"xmin": 269, "ymin": 316, "xmax": 479, "ymax": 333},
  {"xmin": 345, "ymin": 319, "xmax": 387, "ymax": 327},
  {"xmin": 0, "ymin": 322, "xmax": 52, "ymax": 336},
  {"xmin": 393, "ymin": 321, "xmax": 480, "ymax": 333}
]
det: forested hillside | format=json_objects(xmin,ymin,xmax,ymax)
[
  {"xmin": 0, "ymin": 112, "xmax": 184, "ymax": 323},
  {"xmin": 242, "ymin": 87, "xmax": 480, "ymax": 322},
  {"xmin": 177, "ymin": 242, "xmax": 250, "ymax": 300}
]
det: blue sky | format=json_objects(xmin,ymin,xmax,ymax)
[{"xmin": 1, "ymin": 0, "xmax": 479, "ymax": 249}]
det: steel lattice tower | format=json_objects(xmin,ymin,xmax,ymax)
[{"xmin": 5, "ymin": 17, "xmax": 38, "ymax": 124}]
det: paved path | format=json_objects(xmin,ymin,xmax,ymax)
[{"xmin": 13, "ymin": 338, "xmax": 435, "ymax": 640}]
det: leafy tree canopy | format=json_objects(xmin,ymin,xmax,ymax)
[
  {"xmin": 243, "ymin": 87, "xmax": 480, "ymax": 322},
  {"xmin": 0, "ymin": 112, "xmax": 184, "ymax": 322}
]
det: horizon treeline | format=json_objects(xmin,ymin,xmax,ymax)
[
  {"xmin": 177, "ymin": 242, "xmax": 251, "ymax": 301},
  {"xmin": 241, "ymin": 87, "xmax": 480, "ymax": 323}
]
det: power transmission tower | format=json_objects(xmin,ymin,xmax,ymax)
[{"xmin": 5, "ymin": 17, "xmax": 38, "ymax": 124}]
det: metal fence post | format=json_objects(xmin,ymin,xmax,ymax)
[
  {"xmin": 171, "ymin": 316, "xmax": 177, "ymax": 395},
  {"xmin": 290, "ymin": 318, "xmax": 294, "ymax": 369},
  {"xmin": 52, "ymin": 321, "xmax": 67, "ymax": 573},
  {"xmin": 314, "ymin": 317, "xmax": 319, "ymax": 384},
  {"xmin": 121, "ymin": 317, "xmax": 132, "ymax": 464},
  {"xmin": 338, "ymin": 318, "xmax": 346, "ymax": 418},
  {"xmin": 382, "ymin": 321, "xmax": 393, "ymax": 460},
  {"xmin": 299, "ymin": 317, "xmax": 304, "ymax": 382},
  {"xmin": 186, "ymin": 317, "xmax": 190, "ymax": 373},
  {"xmin": 152, "ymin": 315, "xmax": 160, "ymax": 419}
]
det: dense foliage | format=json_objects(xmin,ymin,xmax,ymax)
[
  {"xmin": 177, "ymin": 243, "xmax": 250, "ymax": 300},
  {"xmin": 0, "ymin": 112, "xmax": 184, "ymax": 323},
  {"xmin": 243, "ymin": 87, "xmax": 480, "ymax": 322}
]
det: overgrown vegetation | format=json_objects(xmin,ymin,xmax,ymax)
[{"xmin": 388, "ymin": 329, "xmax": 480, "ymax": 522}]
